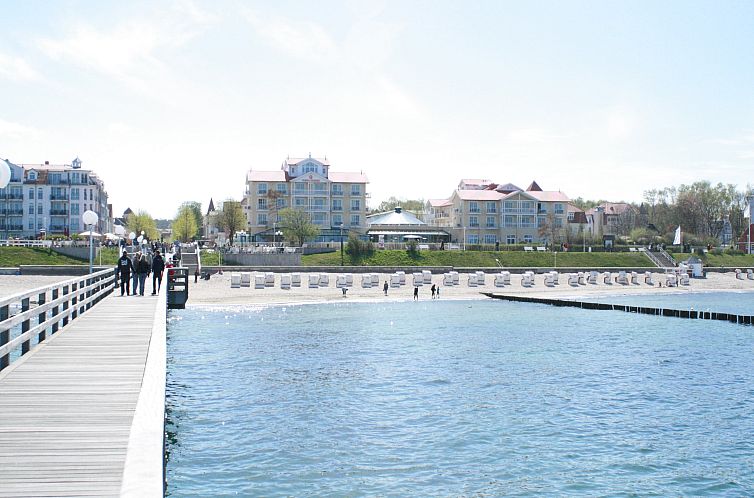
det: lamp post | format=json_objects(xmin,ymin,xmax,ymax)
[
  {"xmin": 339, "ymin": 222, "xmax": 344, "ymax": 266},
  {"xmin": 1, "ymin": 159, "xmax": 12, "ymax": 241},
  {"xmin": 82, "ymin": 210, "xmax": 99, "ymax": 274},
  {"xmin": 273, "ymin": 222, "xmax": 276, "ymax": 246}
]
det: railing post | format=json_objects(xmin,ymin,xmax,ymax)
[
  {"xmin": 20, "ymin": 297, "xmax": 31, "ymax": 355},
  {"xmin": 37, "ymin": 291, "xmax": 47, "ymax": 344},
  {"xmin": 71, "ymin": 282, "xmax": 78, "ymax": 320},
  {"xmin": 62, "ymin": 285, "xmax": 70, "ymax": 326},
  {"xmin": 85, "ymin": 276, "xmax": 91, "ymax": 311},
  {"xmin": 0, "ymin": 304, "xmax": 9, "ymax": 370},
  {"xmin": 80, "ymin": 277, "xmax": 86, "ymax": 315},
  {"xmin": 51, "ymin": 288, "xmax": 60, "ymax": 335}
]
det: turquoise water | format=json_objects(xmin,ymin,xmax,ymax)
[{"xmin": 166, "ymin": 297, "xmax": 754, "ymax": 496}]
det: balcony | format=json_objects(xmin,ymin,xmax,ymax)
[
  {"xmin": 331, "ymin": 189, "xmax": 343, "ymax": 196},
  {"xmin": 50, "ymin": 210, "xmax": 69, "ymax": 216},
  {"xmin": 50, "ymin": 193, "xmax": 68, "ymax": 201},
  {"xmin": 502, "ymin": 208, "xmax": 536, "ymax": 215},
  {"xmin": 4, "ymin": 194, "xmax": 23, "ymax": 200},
  {"xmin": 5, "ymin": 209, "xmax": 24, "ymax": 216},
  {"xmin": 331, "ymin": 206, "xmax": 343, "ymax": 211}
]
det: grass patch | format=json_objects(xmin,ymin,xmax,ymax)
[
  {"xmin": 698, "ymin": 253, "xmax": 754, "ymax": 268},
  {"xmin": 301, "ymin": 250, "xmax": 654, "ymax": 268},
  {"xmin": 0, "ymin": 247, "xmax": 87, "ymax": 266}
]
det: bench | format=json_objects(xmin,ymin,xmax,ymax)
[
  {"xmin": 524, "ymin": 246, "xmax": 534, "ymax": 252},
  {"xmin": 536, "ymin": 246, "xmax": 546, "ymax": 252}
]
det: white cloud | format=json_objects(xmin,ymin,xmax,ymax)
[
  {"xmin": 0, "ymin": 52, "xmax": 38, "ymax": 81},
  {"xmin": 242, "ymin": 10, "xmax": 338, "ymax": 63},
  {"xmin": 35, "ymin": 1, "xmax": 217, "ymax": 93},
  {"xmin": 0, "ymin": 119, "xmax": 40, "ymax": 140}
]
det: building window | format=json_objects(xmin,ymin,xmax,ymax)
[
  {"xmin": 523, "ymin": 234, "xmax": 533, "ymax": 243},
  {"xmin": 257, "ymin": 198, "xmax": 267, "ymax": 210},
  {"xmin": 71, "ymin": 188, "xmax": 79, "ymax": 200},
  {"xmin": 567, "ymin": 211, "xmax": 575, "ymax": 221},
  {"xmin": 486, "ymin": 201, "xmax": 497, "ymax": 213},
  {"xmin": 554, "ymin": 203, "xmax": 564, "ymax": 215},
  {"xmin": 537, "ymin": 216, "xmax": 546, "ymax": 227},
  {"xmin": 71, "ymin": 204, "xmax": 79, "ymax": 216},
  {"xmin": 29, "ymin": 204, "xmax": 34, "ymax": 215},
  {"xmin": 257, "ymin": 213, "xmax": 267, "ymax": 225},
  {"xmin": 351, "ymin": 185, "xmax": 361, "ymax": 196},
  {"xmin": 38, "ymin": 204, "xmax": 43, "ymax": 215},
  {"xmin": 294, "ymin": 183, "xmax": 306, "ymax": 193},
  {"xmin": 332, "ymin": 214, "xmax": 342, "ymax": 226},
  {"xmin": 520, "ymin": 215, "xmax": 535, "ymax": 228},
  {"xmin": 312, "ymin": 198, "xmax": 326, "ymax": 210},
  {"xmin": 71, "ymin": 219, "xmax": 79, "ymax": 231},
  {"xmin": 351, "ymin": 199, "xmax": 360, "ymax": 211},
  {"xmin": 521, "ymin": 201, "xmax": 535, "ymax": 213},
  {"xmin": 506, "ymin": 234, "xmax": 516, "ymax": 244},
  {"xmin": 294, "ymin": 197, "xmax": 307, "ymax": 208},
  {"xmin": 554, "ymin": 217, "xmax": 563, "ymax": 228},
  {"xmin": 484, "ymin": 234, "xmax": 497, "ymax": 244},
  {"xmin": 469, "ymin": 215, "xmax": 479, "ymax": 227},
  {"xmin": 486, "ymin": 216, "xmax": 496, "ymax": 228},
  {"xmin": 312, "ymin": 212, "xmax": 327, "ymax": 225},
  {"xmin": 332, "ymin": 199, "xmax": 342, "ymax": 211},
  {"xmin": 276, "ymin": 198, "xmax": 285, "ymax": 209},
  {"xmin": 469, "ymin": 201, "xmax": 480, "ymax": 213},
  {"xmin": 504, "ymin": 215, "xmax": 516, "ymax": 227},
  {"xmin": 29, "ymin": 219, "xmax": 34, "ymax": 230},
  {"xmin": 276, "ymin": 183, "xmax": 287, "ymax": 193},
  {"xmin": 257, "ymin": 183, "xmax": 268, "ymax": 195},
  {"xmin": 29, "ymin": 188, "xmax": 34, "ymax": 200},
  {"xmin": 303, "ymin": 162, "xmax": 317, "ymax": 174},
  {"xmin": 331, "ymin": 184, "xmax": 343, "ymax": 195},
  {"xmin": 37, "ymin": 188, "xmax": 42, "ymax": 199},
  {"xmin": 350, "ymin": 214, "xmax": 360, "ymax": 226},
  {"xmin": 467, "ymin": 234, "xmax": 479, "ymax": 244},
  {"xmin": 503, "ymin": 200, "xmax": 516, "ymax": 211}
]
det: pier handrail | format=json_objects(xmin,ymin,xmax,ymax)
[{"xmin": 0, "ymin": 268, "xmax": 115, "ymax": 371}]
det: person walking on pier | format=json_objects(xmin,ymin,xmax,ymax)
[
  {"xmin": 131, "ymin": 251, "xmax": 141, "ymax": 295},
  {"xmin": 151, "ymin": 249, "xmax": 165, "ymax": 295},
  {"xmin": 135, "ymin": 253, "xmax": 150, "ymax": 296},
  {"xmin": 117, "ymin": 250, "xmax": 134, "ymax": 296}
]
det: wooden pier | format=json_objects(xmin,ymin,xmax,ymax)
[
  {"xmin": 483, "ymin": 292, "xmax": 754, "ymax": 325},
  {"xmin": 0, "ymin": 271, "xmax": 167, "ymax": 497}
]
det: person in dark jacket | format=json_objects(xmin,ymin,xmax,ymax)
[
  {"xmin": 151, "ymin": 250, "xmax": 166, "ymax": 295},
  {"xmin": 117, "ymin": 250, "xmax": 134, "ymax": 296},
  {"xmin": 136, "ymin": 254, "xmax": 151, "ymax": 296}
]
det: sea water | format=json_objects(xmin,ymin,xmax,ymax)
[{"xmin": 165, "ymin": 296, "xmax": 754, "ymax": 496}]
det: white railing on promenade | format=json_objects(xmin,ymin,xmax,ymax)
[
  {"xmin": 0, "ymin": 268, "xmax": 115, "ymax": 371},
  {"xmin": 0, "ymin": 239, "xmax": 52, "ymax": 248}
]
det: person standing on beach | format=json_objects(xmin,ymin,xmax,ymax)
[
  {"xmin": 436, "ymin": 286, "xmax": 440, "ymax": 299},
  {"xmin": 383, "ymin": 280, "xmax": 389, "ymax": 296},
  {"xmin": 117, "ymin": 250, "xmax": 134, "ymax": 296},
  {"xmin": 151, "ymin": 250, "xmax": 165, "ymax": 295},
  {"xmin": 431, "ymin": 284, "xmax": 436, "ymax": 299},
  {"xmin": 413, "ymin": 286, "xmax": 419, "ymax": 300}
]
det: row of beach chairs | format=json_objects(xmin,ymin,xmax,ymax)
[{"xmin": 735, "ymin": 269, "xmax": 754, "ymax": 280}]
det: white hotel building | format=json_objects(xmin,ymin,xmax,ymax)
[
  {"xmin": 0, "ymin": 158, "xmax": 110, "ymax": 238},
  {"xmin": 244, "ymin": 156, "xmax": 368, "ymax": 241}
]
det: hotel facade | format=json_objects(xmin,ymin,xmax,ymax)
[
  {"xmin": 0, "ymin": 158, "xmax": 110, "ymax": 238},
  {"xmin": 426, "ymin": 179, "xmax": 586, "ymax": 246},
  {"xmin": 244, "ymin": 156, "xmax": 368, "ymax": 241}
]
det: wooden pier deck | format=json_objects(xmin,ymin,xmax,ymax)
[{"xmin": 0, "ymin": 291, "xmax": 165, "ymax": 497}]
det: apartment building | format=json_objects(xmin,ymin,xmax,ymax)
[
  {"xmin": 245, "ymin": 156, "xmax": 368, "ymax": 241},
  {"xmin": 428, "ymin": 179, "xmax": 578, "ymax": 245},
  {"xmin": 0, "ymin": 158, "xmax": 109, "ymax": 238}
]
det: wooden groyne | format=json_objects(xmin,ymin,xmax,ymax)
[{"xmin": 482, "ymin": 293, "xmax": 754, "ymax": 326}]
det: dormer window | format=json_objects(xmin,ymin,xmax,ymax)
[{"xmin": 28, "ymin": 171, "xmax": 37, "ymax": 181}]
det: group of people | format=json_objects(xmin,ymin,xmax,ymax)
[{"xmin": 116, "ymin": 249, "xmax": 166, "ymax": 297}]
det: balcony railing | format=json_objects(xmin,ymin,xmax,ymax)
[
  {"xmin": 50, "ymin": 210, "xmax": 69, "ymax": 216},
  {"xmin": 502, "ymin": 208, "xmax": 536, "ymax": 215},
  {"xmin": 50, "ymin": 194, "xmax": 68, "ymax": 201},
  {"xmin": 4, "ymin": 194, "xmax": 23, "ymax": 200}
]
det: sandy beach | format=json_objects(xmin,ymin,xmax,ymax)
[
  {"xmin": 185, "ymin": 270, "xmax": 754, "ymax": 306},
  {"xmin": 2, "ymin": 270, "xmax": 752, "ymax": 304}
]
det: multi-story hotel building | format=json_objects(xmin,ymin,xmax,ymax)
[
  {"xmin": 245, "ymin": 156, "xmax": 368, "ymax": 241},
  {"xmin": 427, "ymin": 179, "xmax": 583, "ymax": 245},
  {"xmin": 0, "ymin": 158, "xmax": 109, "ymax": 238}
]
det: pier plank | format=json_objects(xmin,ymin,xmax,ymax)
[{"xmin": 0, "ymin": 293, "xmax": 160, "ymax": 496}]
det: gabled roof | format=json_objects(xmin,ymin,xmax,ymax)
[
  {"xmin": 526, "ymin": 190, "xmax": 571, "ymax": 202},
  {"xmin": 495, "ymin": 183, "xmax": 522, "ymax": 193},
  {"xmin": 285, "ymin": 156, "xmax": 331, "ymax": 166},
  {"xmin": 456, "ymin": 190, "xmax": 504, "ymax": 201},
  {"xmin": 247, "ymin": 170, "xmax": 287, "ymax": 182},
  {"xmin": 526, "ymin": 181, "xmax": 543, "ymax": 191},
  {"xmin": 427, "ymin": 198, "xmax": 452, "ymax": 207},
  {"xmin": 329, "ymin": 171, "xmax": 368, "ymax": 183}
]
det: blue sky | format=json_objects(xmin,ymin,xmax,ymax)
[{"xmin": 1, "ymin": 0, "xmax": 753, "ymax": 218}]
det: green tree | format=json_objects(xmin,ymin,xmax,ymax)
[
  {"xmin": 181, "ymin": 201, "xmax": 203, "ymax": 235},
  {"xmin": 214, "ymin": 199, "xmax": 246, "ymax": 245},
  {"xmin": 371, "ymin": 196, "xmax": 425, "ymax": 217},
  {"xmin": 279, "ymin": 208, "xmax": 319, "ymax": 247},
  {"xmin": 173, "ymin": 204, "xmax": 199, "ymax": 242},
  {"xmin": 126, "ymin": 210, "xmax": 159, "ymax": 241}
]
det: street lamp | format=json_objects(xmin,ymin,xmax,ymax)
[
  {"xmin": 82, "ymin": 210, "xmax": 99, "ymax": 274},
  {"xmin": 1, "ymin": 160, "xmax": 12, "ymax": 241},
  {"xmin": 338, "ymin": 222, "xmax": 344, "ymax": 266}
]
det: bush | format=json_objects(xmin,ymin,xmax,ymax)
[
  {"xmin": 406, "ymin": 239, "xmax": 420, "ymax": 257},
  {"xmin": 345, "ymin": 235, "xmax": 374, "ymax": 261}
]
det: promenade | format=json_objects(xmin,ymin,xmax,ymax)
[{"xmin": 0, "ymin": 290, "xmax": 165, "ymax": 497}]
